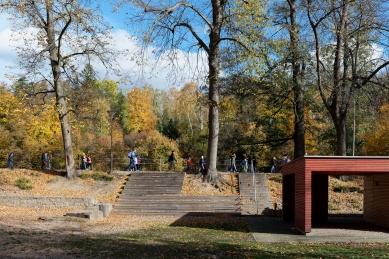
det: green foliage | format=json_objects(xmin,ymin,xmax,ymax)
[
  {"xmin": 79, "ymin": 173, "xmax": 113, "ymax": 181},
  {"xmin": 269, "ymin": 174, "xmax": 282, "ymax": 183},
  {"xmin": 15, "ymin": 178, "xmax": 34, "ymax": 190},
  {"xmin": 135, "ymin": 130, "xmax": 183, "ymax": 171},
  {"xmin": 333, "ymin": 183, "xmax": 363, "ymax": 194},
  {"xmin": 328, "ymin": 203, "xmax": 341, "ymax": 211}
]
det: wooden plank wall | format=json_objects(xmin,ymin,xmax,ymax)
[
  {"xmin": 364, "ymin": 174, "xmax": 389, "ymax": 229},
  {"xmin": 283, "ymin": 157, "xmax": 389, "ymax": 233},
  {"xmin": 283, "ymin": 158, "xmax": 309, "ymax": 233}
]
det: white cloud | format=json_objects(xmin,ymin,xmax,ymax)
[
  {"xmin": 93, "ymin": 29, "xmax": 208, "ymax": 90},
  {"xmin": 0, "ymin": 16, "xmax": 208, "ymax": 90}
]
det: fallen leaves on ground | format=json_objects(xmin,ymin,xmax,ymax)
[
  {"xmin": 181, "ymin": 173, "xmax": 239, "ymax": 196},
  {"xmin": 0, "ymin": 169, "xmax": 126, "ymax": 204}
]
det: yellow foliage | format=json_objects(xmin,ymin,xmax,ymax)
[
  {"xmin": 364, "ymin": 103, "xmax": 389, "ymax": 155},
  {"xmin": 127, "ymin": 87, "xmax": 157, "ymax": 133}
]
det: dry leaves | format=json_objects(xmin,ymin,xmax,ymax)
[
  {"xmin": 181, "ymin": 173, "xmax": 239, "ymax": 196},
  {"xmin": 0, "ymin": 169, "xmax": 126, "ymax": 204}
]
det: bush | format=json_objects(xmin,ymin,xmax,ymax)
[
  {"xmin": 15, "ymin": 178, "xmax": 34, "ymax": 190},
  {"xmin": 328, "ymin": 203, "xmax": 340, "ymax": 211},
  {"xmin": 79, "ymin": 173, "xmax": 113, "ymax": 181},
  {"xmin": 333, "ymin": 183, "xmax": 363, "ymax": 193},
  {"xmin": 269, "ymin": 174, "xmax": 282, "ymax": 183}
]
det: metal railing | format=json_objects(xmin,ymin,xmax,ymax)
[{"xmin": 251, "ymin": 160, "xmax": 259, "ymax": 215}]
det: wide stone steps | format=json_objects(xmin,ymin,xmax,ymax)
[
  {"xmin": 119, "ymin": 172, "xmax": 185, "ymax": 196},
  {"xmin": 114, "ymin": 196, "xmax": 241, "ymax": 216},
  {"xmin": 238, "ymin": 173, "xmax": 273, "ymax": 215},
  {"xmin": 113, "ymin": 172, "xmax": 242, "ymax": 216}
]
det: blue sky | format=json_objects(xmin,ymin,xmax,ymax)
[{"xmin": 0, "ymin": 3, "xmax": 207, "ymax": 91}]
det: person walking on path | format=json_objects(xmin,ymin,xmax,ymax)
[
  {"xmin": 229, "ymin": 153, "xmax": 237, "ymax": 172},
  {"xmin": 186, "ymin": 157, "xmax": 192, "ymax": 172},
  {"xmin": 241, "ymin": 155, "xmax": 248, "ymax": 173},
  {"xmin": 126, "ymin": 149, "xmax": 137, "ymax": 171},
  {"xmin": 87, "ymin": 154, "xmax": 93, "ymax": 170},
  {"xmin": 167, "ymin": 151, "xmax": 177, "ymax": 171},
  {"xmin": 136, "ymin": 155, "xmax": 141, "ymax": 171},
  {"xmin": 199, "ymin": 155, "xmax": 206, "ymax": 173},
  {"xmin": 279, "ymin": 154, "xmax": 290, "ymax": 173},
  {"xmin": 7, "ymin": 152, "xmax": 14, "ymax": 170},
  {"xmin": 270, "ymin": 156, "xmax": 277, "ymax": 173},
  {"xmin": 46, "ymin": 152, "xmax": 51, "ymax": 170},
  {"xmin": 81, "ymin": 153, "xmax": 87, "ymax": 170},
  {"xmin": 42, "ymin": 152, "xmax": 50, "ymax": 170}
]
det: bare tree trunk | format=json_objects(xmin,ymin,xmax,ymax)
[
  {"xmin": 204, "ymin": 0, "xmax": 223, "ymax": 182},
  {"xmin": 288, "ymin": 0, "xmax": 306, "ymax": 159},
  {"xmin": 334, "ymin": 115, "xmax": 347, "ymax": 156},
  {"xmin": 46, "ymin": 2, "xmax": 77, "ymax": 179}
]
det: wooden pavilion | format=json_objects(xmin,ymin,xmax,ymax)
[{"xmin": 282, "ymin": 156, "xmax": 389, "ymax": 233}]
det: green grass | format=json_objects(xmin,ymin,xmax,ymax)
[
  {"xmin": 328, "ymin": 203, "xmax": 341, "ymax": 211},
  {"xmin": 0, "ymin": 219, "xmax": 388, "ymax": 258},
  {"xmin": 15, "ymin": 177, "xmax": 34, "ymax": 190},
  {"xmin": 79, "ymin": 173, "xmax": 114, "ymax": 181},
  {"xmin": 61, "ymin": 221, "xmax": 389, "ymax": 259}
]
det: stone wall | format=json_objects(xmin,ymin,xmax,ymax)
[{"xmin": 0, "ymin": 195, "xmax": 98, "ymax": 209}]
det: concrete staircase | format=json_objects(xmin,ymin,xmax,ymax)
[
  {"xmin": 238, "ymin": 173, "xmax": 273, "ymax": 216},
  {"xmin": 113, "ymin": 172, "xmax": 241, "ymax": 216}
]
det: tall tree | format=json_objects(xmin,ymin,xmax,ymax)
[
  {"xmin": 121, "ymin": 0, "xmax": 259, "ymax": 185},
  {"xmin": 307, "ymin": 0, "xmax": 389, "ymax": 155},
  {"xmin": 1, "ymin": 0, "xmax": 120, "ymax": 178}
]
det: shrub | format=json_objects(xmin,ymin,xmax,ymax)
[
  {"xmin": 269, "ymin": 174, "xmax": 282, "ymax": 183},
  {"xmin": 79, "ymin": 173, "xmax": 113, "ymax": 181},
  {"xmin": 328, "ymin": 203, "xmax": 340, "ymax": 211},
  {"xmin": 15, "ymin": 178, "xmax": 34, "ymax": 190},
  {"xmin": 333, "ymin": 183, "xmax": 363, "ymax": 193}
]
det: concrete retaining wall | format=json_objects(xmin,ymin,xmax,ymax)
[{"xmin": 0, "ymin": 195, "xmax": 98, "ymax": 209}]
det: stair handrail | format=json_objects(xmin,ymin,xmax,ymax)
[{"xmin": 251, "ymin": 160, "xmax": 258, "ymax": 215}]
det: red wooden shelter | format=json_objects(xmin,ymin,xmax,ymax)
[{"xmin": 282, "ymin": 156, "xmax": 389, "ymax": 233}]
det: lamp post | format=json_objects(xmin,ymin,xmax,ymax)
[{"xmin": 107, "ymin": 110, "xmax": 116, "ymax": 173}]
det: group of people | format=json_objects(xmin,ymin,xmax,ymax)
[
  {"xmin": 228, "ymin": 153, "xmax": 257, "ymax": 173},
  {"xmin": 126, "ymin": 149, "xmax": 142, "ymax": 171},
  {"xmin": 80, "ymin": 153, "xmax": 93, "ymax": 170},
  {"xmin": 270, "ymin": 154, "xmax": 291, "ymax": 173},
  {"xmin": 184, "ymin": 155, "xmax": 205, "ymax": 173}
]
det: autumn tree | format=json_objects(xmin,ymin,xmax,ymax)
[
  {"xmin": 126, "ymin": 87, "xmax": 158, "ymax": 133},
  {"xmin": 364, "ymin": 103, "xmax": 389, "ymax": 155},
  {"xmin": 1, "ymin": 0, "xmax": 121, "ymax": 178},
  {"xmin": 119, "ymin": 0, "xmax": 267, "ymax": 187},
  {"xmin": 172, "ymin": 82, "xmax": 208, "ymax": 159},
  {"xmin": 269, "ymin": 0, "xmax": 309, "ymax": 159},
  {"xmin": 307, "ymin": 0, "xmax": 389, "ymax": 155}
]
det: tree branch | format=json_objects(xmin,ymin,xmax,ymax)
[
  {"xmin": 139, "ymin": 1, "xmax": 213, "ymax": 30},
  {"xmin": 173, "ymin": 23, "xmax": 209, "ymax": 53}
]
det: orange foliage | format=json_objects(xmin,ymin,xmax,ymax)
[{"xmin": 364, "ymin": 103, "xmax": 389, "ymax": 155}]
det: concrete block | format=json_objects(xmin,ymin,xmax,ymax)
[
  {"xmin": 66, "ymin": 210, "xmax": 104, "ymax": 221},
  {"xmin": 85, "ymin": 204, "xmax": 100, "ymax": 210},
  {"xmin": 99, "ymin": 203, "xmax": 112, "ymax": 218}
]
